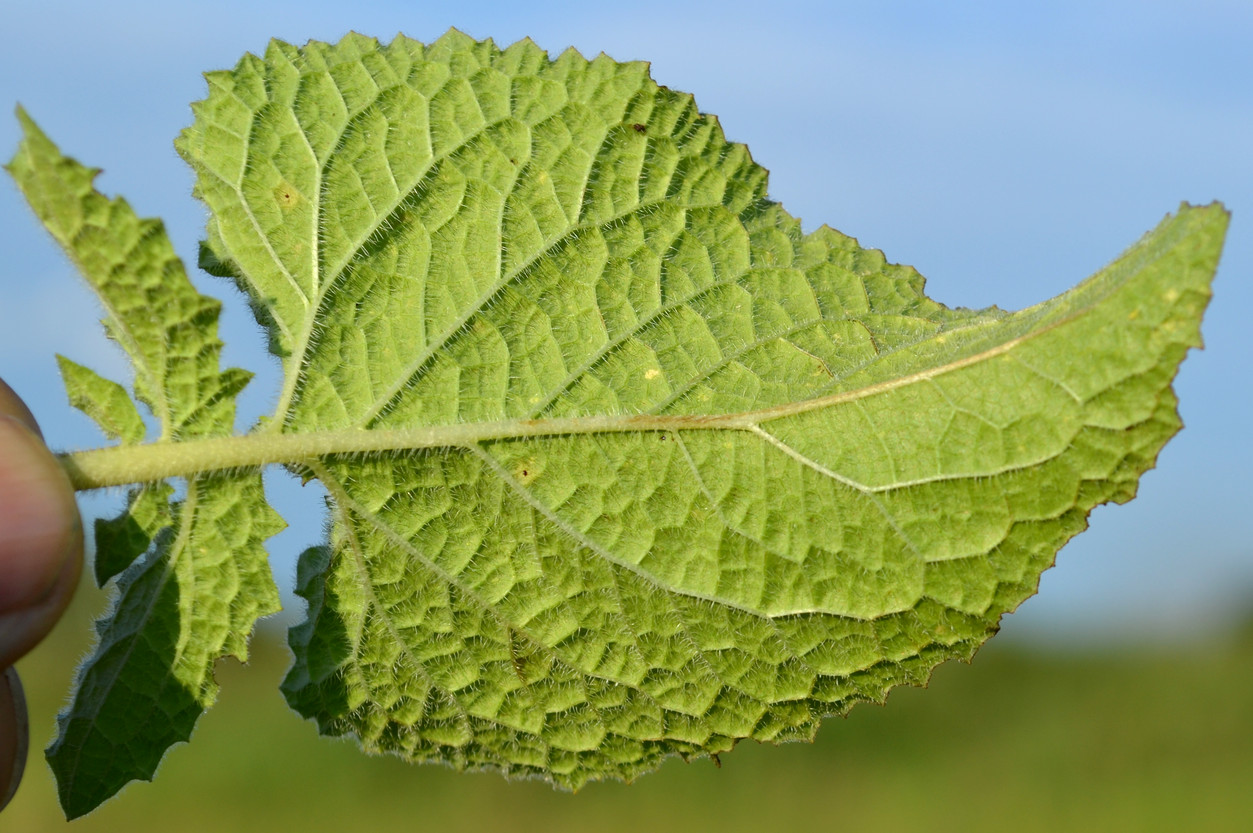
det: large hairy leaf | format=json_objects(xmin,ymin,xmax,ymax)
[{"xmin": 8, "ymin": 30, "xmax": 1226, "ymax": 817}]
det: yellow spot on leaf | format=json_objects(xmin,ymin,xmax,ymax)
[
  {"xmin": 514, "ymin": 459, "xmax": 540, "ymax": 485},
  {"xmin": 274, "ymin": 182, "xmax": 301, "ymax": 210}
]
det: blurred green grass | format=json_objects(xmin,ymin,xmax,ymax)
[{"xmin": 7, "ymin": 580, "xmax": 1253, "ymax": 832}]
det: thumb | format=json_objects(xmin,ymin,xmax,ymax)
[
  {"xmin": 0, "ymin": 378, "xmax": 83, "ymax": 813},
  {"xmin": 0, "ymin": 380, "xmax": 83, "ymax": 668}
]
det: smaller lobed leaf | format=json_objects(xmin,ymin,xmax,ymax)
[{"xmin": 9, "ymin": 111, "xmax": 284, "ymax": 816}]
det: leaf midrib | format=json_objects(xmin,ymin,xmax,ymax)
[{"xmin": 59, "ymin": 327, "xmax": 1030, "ymax": 491}]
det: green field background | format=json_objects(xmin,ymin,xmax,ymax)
[{"xmin": 7, "ymin": 581, "xmax": 1252, "ymax": 832}]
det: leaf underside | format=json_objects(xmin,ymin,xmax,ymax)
[
  {"xmin": 8, "ymin": 110, "xmax": 280, "ymax": 818},
  {"xmin": 8, "ymin": 30, "xmax": 1227, "ymax": 818}
]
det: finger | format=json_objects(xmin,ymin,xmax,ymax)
[
  {"xmin": 0, "ymin": 380, "xmax": 81, "ymax": 814},
  {"xmin": 0, "ymin": 415, "xmax": 83, "ymax": 643},
  {"xmin": 0, "ymin": 532, "xmax": 81, "ymax": 670},
  {"xmin": 0, "ymin": 380, "xmax": 84, "ymax": 667},
  {"xmin": 0, "ymin": 667, "xmax": 28, "ymax": 813}
]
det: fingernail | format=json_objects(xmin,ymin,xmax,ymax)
[
  {"xmin": 0, "ymin": 415, "xmax": 80, "ymax": 614},
  {"xmin": 0, "ymin": 666, "xmax": 29, "ymax": 812}
]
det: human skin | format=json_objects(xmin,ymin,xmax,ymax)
[{"xmin": 0, "ymin": 378, "xmax": 83, "ymax": 811}]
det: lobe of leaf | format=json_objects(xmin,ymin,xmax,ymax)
[
  {"xmin": 8, "ymin": 29, "xmax": 1228, "ymax": 815},
  {"xmin": 8, "ymin": 110, "xmax": 281, "ymax": 818}
]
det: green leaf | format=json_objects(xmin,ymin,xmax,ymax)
[
  {"xmin": 91, "ymin": 483, "xmax": 172, "ymax": 586},
  {"xmin": 54, "ymin": 355, "xmax": 146, "ymax": 444},
  {"xmin": 8, "ymin": 109, "xmax": 281, "ymax": 818},
  {"xmin": 46, "ymin": 475, "xmax": 282, "ymax": 818},
  {"xmin": 7, "ymin": 31, "xmax": 1227, "ymax": 816},
  {"xmin": 7, "ymin": 108, "xmax": 251, "ymax": 441}
]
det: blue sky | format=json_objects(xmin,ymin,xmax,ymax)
[{"xmin": 2, "ymin": 0, "xmax": 1250, "ymax": 645}]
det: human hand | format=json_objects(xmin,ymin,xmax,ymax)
[{"xmin": 0, "ymin": 378, "xmax": 83, "ymax": 812}]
